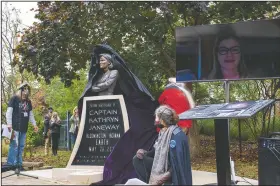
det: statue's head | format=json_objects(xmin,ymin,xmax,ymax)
[{"xmin": 99, "ymin": 53, "xmax": 113, "ymax": 70}]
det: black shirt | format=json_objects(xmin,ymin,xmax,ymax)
[
  {"xmin": 50, "ymin": 120, "xmax": 61, "ymax": 134},
  {"xmin": 8, "ymin": 96, "xmax": 33, "ymax": 133}
]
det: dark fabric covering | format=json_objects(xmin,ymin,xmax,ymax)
[
  {"xmin": 132, "ymin": 151, "xmax": 154, "ymax": 183},
  {"xmin": 169, "ymin": 128, "xmax": 193, "ymax": 185},
  {"xmin": 78, "ymin": 44, "xmax": 159, "ymax": 185}
]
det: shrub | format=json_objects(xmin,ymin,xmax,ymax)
[
  {"xmin": 199, "ymin": 119, "xmax": 214, "ymax": 136},
  {"xmin": 1, "ymin": 138, "xmax": 9, "ymax": 157},
  {"xmin": 199, "ymin": 119, "xmax": 251, "ymax": 141}
]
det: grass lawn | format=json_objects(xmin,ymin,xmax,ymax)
[
  {"xmin": 2, "ymin": 135, "xmax": 259, "ymax": 180},
  {"xmin": 23, "ymin": 146, "xmax": 72, "ymax": 168}
]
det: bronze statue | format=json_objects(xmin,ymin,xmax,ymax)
[
  {"xmin": 91, "ymin": 53, "xmax": 119, "ymax": 96},
  {"xmin": 78, "ymin": 44, "xmax": 158, "ymax": 185}
]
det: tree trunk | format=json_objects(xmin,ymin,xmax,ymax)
[
  {"xmin": 189, "ymin": 120, "xmax": 201, "ymax": 159},
  {"xmin": 186, "ymin": 82, "xmax": 201, "ymax": 158}
]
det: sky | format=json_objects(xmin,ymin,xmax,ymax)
[
  {"xmin": 1, "ymin": 2, "xmax": 38, "ymax": 72},
  {"xmin": 6, "ymin": 2, "xmax": 38, "ymax": 28}
]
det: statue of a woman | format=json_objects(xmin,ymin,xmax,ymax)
[
  {"xmin": 78, "ymin": 44, "xmax": 158, "ymax": 185},
  {"xmin": 91, "ymin": 53, "xmax": 119, "ymax": 96}
]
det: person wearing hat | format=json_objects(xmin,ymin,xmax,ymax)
[
  {"xmin": 91, "ymin": 53, "xmax": 119, "ymax": 96},
  {"xmin": 5, "ymin": 82, "xmax": 38, "ymax": 169},
  {"xmin": 43, "ymin": 107, "xmax": 53, "ymax": 155}
]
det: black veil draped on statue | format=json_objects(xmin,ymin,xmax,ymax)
[{"xmin": 78, "ymin": 44, "xmax": 158, "ymax": 185}]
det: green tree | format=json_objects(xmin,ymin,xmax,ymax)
[
  {"xmin": 39, "ymin": 68, "xmax": 88, "ymax": 119},
  {"xmin": 1, "ymin": 3, "xmax": 22, "ymax": 123},
  {"xmin": 13, "ymin": 2, "xmax": 210, "ymax": 90},
  {"xmin": 9, "ymin": 1, "xmax": 280, "ymax": 153}
]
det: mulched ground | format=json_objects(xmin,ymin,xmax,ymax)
[{"xmin": 191, "ymin": 135, "xmax": 258, "ymax": 179}]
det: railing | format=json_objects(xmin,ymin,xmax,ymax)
[
  {"xmin": 58, "ymin": 120, "xmax": 69, "ymax": 149},
  {"xmin": 58, "ymin": 111, "xmax": 71, "ymax": 150}
]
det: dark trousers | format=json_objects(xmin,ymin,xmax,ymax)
[
  {"xmin": 51, "ymin": 133, "xmax": 59, "ymax": 155},
  {"xmin": 132, "ymin": 154, "xmax": 154, "ymax": 183}
]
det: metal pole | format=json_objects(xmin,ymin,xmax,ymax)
[
  {"xmin": 214, "ymin": 119, "xmax": 231, "ymax": 185},
  {"xmin": 224, "ymin": 80, "xmax": 231, "ymax": 136},
  {"xmin": 238, "ymin": 119, "xmax": 242, "ymax": 158},
  {"xmin": 66, "ymin": 111, "xmax": 70, "ymax": 151},
  {"xmin": 224, "ymin": 80, "xmax": 237, "ymax": 185},
  {"xmin": 214, "ymin": 80, "xmax": 234, "ymax": 185}
]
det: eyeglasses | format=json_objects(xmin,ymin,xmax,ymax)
[{"xmin": 218, "ymin": 46, "xmax": 241, "ymax": 55}]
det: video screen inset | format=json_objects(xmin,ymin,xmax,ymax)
[{"xmin": 176, "ymin": 19, "xmax": 280, "ymax": 82}]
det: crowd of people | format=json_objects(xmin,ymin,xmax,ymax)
[{"xmin": 43, "ymin": 106, "xmax": 80, "ymax": 156}]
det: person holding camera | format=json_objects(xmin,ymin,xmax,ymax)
[
  {"xmin": 5, "ymin": 82, "xmax": 38, "ymax": 169},
  {"xmin": 50, "ymin": 112, "xmax": 61, "ymax": 156}
]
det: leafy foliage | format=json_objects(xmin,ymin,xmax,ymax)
[
  {"xmin": 13, "ymin": 2, "xmax": 280, "ymax": 93},
  {"xmin": 13, "ymin": 2, "xmax": 210, "ymax": 90},
  {"xmin": 39, "ymin": 68, "xmax": 88, "ymax": 119},
  {"xmin": 4, "ymin": 1, "xmax": 280, "ymax": 149}
]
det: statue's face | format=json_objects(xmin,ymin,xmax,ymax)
[{"xmin": 99, "ymin": 56, "xmax": 110, "ymax": 69}]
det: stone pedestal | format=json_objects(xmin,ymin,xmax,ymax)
[
  {"xmin": 52, "ymin": 168, "xmax": 103, "ymax": 185},
  {"xmin": 51, "ymin": 95, "xmax": 129, "ymax": 184}
]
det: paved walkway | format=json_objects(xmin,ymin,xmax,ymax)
[
  {"xmin": 1, "ymin": 170, "xmax": 65, "ymax": 185},
  {"xmin": 1, "ymin": 169, "xmax": 258, "ymax": 185}
]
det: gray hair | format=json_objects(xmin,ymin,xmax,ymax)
[
  {"xmin": 99, "ymin": 53, "xmax": 114, "ymax": 69},
  {"xmin": 155, "ymin": 105, "xmax": 178, "ymax": 126}
]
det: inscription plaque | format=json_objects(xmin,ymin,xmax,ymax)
[{"xmin": 67, "ymin": 95, "xmax": 129, "ymax": 168}]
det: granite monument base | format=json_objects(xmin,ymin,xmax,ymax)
[{"xmin": 52, "ymin": 167, "xmax": 103, "ymax": 185}]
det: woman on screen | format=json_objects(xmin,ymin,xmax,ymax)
[{"xmin": 208, "ymin": 33, "xmax": 248, "ymax": 80}]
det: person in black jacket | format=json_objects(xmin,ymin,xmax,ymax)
[
  {"xmin": 50, "ymin": 112, "xmax": 61, "ymax": 156},
  {"xmin": 130, "ymin": 105, "xmax": 192, "ymax": 185}
]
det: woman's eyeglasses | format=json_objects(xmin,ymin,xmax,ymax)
[{"xmin": 218, "ymin": 46, "xmax": 241, "ymax": 55}]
